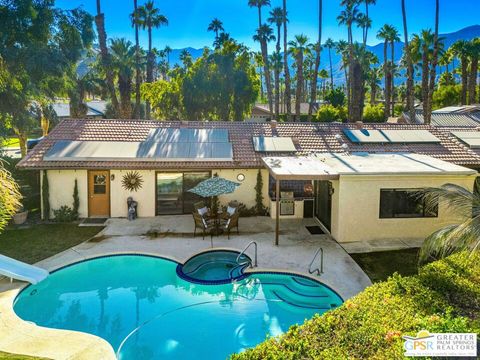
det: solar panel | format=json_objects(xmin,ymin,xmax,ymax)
[
  {"xmin": 343, "ymin": 129, "xmax": 440, "ymax": 144},
  {"xmin": 451, "ymin": 131, "xmax": 480, "ymax": 148},
  {"xmin": 146, "ymin": 128, "xmax": 229, "ymax": 143},
  {"xmin": 252, "ymin": 136, "xmax": 296, "ymax": 152}
]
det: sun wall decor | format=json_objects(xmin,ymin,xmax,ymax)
[{"xmin": 121, "ymin": 171, "xmax": 144, "ymax": 192}]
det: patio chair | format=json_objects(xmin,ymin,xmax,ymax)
[
  {"xmin": 194, "ymin": 201, "xmax": 210, "ymax": 218},
  {"xmin": 221, "ymin": 201, "xmax": 239, "ymax": 220},
  {"xmin": 222, "ymin": 212, "xmax": 239, "ymax": 239},
  {"xmin": 193, "ymin": 212, "xmax": 213, "ymax": 240}
]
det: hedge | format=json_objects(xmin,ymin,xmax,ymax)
[{"xmin": 231, "ymin": 252, "xmax": 480, "ymax": 359}]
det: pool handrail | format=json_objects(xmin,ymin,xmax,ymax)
[
  {"xmin": 236, "ymin": 241, "xmax": 257, "ymax": 268},
  {"xmin": 308, "ymin": 247, "xmax": 324, "ymax": 276}
]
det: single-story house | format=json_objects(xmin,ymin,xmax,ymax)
[
  {"xmin": 18, "ymin": 119, "xmax": 480, "ymax": 244},
  {"xmin": 249, "ymin": 102, "xmax": 322, "ymax": 121},
  {"xmin": 52, "ymin": 100, "xmax": 107, "ymax": 120},
  {"xmin": 402, "ymin": 105, "xmax": 480, "ymax": 127}
]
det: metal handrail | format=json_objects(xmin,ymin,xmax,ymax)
[
  {"xmin": 308, "ymin": 247, "xmax": 324, "ymax": 276},
  {"xmin": 236, "ymin": 241, "xmax": 258, "ymax": 268}
]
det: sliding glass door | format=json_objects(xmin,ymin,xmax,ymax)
[{"xmin": 156, "ymin": 172, "xmax": 211, "ymax": 215}]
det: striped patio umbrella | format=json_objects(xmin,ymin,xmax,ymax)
[{"xmin": 188, "ymin": 176, "xmax": 240, "ymax": 197}]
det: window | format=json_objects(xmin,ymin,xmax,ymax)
[
  {"xmin": 93, "ymin": 175, "xmax": 107, "ymax": 194},
  {"xmin": 379, "ymin": 189, "xmax": 438, "ymax": 219}
]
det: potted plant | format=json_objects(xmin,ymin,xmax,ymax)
[{"xmin": 13, "ymin": 205, "xmax": 28, "ymax": 225}]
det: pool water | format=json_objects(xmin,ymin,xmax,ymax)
[{"xmin": 14, "ymin": 254, "xmax": 342, "ymax": 360}]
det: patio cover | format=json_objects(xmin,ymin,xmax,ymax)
[{"xmin": 262, "ymin": 156, "xmax": 340, "ymax": 181}]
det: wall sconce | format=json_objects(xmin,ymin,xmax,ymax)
[
  {"xmin": 110, "ymin": 174, "xmax": 115, "ymax": 181},
  {"xmin": 237, "ymin": 173, "xmax": 245, "ymax": 182}
]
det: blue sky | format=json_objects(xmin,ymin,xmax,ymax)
[{"xmin": 56, "ymin": 0, "xmax": 479, "ymax": 50}]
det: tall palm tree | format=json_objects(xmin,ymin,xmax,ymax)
[
  {"xmin": 253, "ymin": 51, "xmax": 265, "ymax": 99},
  {"xmin": 94, "ymin": 0, "xmax": 119, "ymax": 117},
  {"xmin": 367, "ymin": 66, "xmax": 381, "ymax": 105},
  {"xmin": 289, "ymin": 34, "xmax": 309, "ymax": 120},
  {"xmin": 377, "ymin": 25, "xmax": 392, "ymax": 118},
  {"xmin": 324, "ymin": 38, "xmax": 335, "ymax": 88},
  {"xmin": 248, "ymin": 0, "xmax": 273, "ymax": 115},
  {"xmin": 208, "ymin": 18, "xmax": 224, "ymax": 43},
  {"xmin": 308, "ymin": 0, "xmax": 323, "ymax": 122},
  {"xmin": 425, "ymin": 0, "xmax": 440, "ymax": 124},
  {"xmin": 179, "ymin": 49, "xmax": 192, "ymax": 69},
  {"xmin": 388, "ymin": 26, "xmax": 400, "ymax": 115},
  {"xmin": 467, "ymin": 38, "xmax": 480, "ymax": 105},
  {"xmin": 356, "ymin": 13, "xmax": 371, "ymax": 46},
  {"xmin": 132, "ymin": 0, "xmax": 141, "ymax": 119},
  {"xmin": 134, "ymin": 0, "xmax": 168, "ymax": 119},
  {"xmin": 282, "ymin": 0, "xmax": 292, "ymax": 120},
  {"xmin": 401, "ymin": 0, "xmax": 415, "ymax": 125},
  {"xmin": 253, "ymin": 24, "xmax": 275, "ymax": 114},
  {"xmin": 363, "ymin": 0, "xmax": 376, "ymax": 44},
  {"xmin": 336, "ymin": 40, "xmax": 349, "ymax": 98},
  {"xmin": 110, "ymin": 38, "xmax": 136, "ymax": 119},
  {"xmin": 418, "ymin": 184, "xmax": 480, "ymax": 264},
  {"xmin": 450, "ymin": 40, "xmax": 470, "ymax": 105},
  {"xmin": 268, "ymin": 7, "xmax": 286, "ymax": 119}
]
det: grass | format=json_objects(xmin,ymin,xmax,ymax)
[
  {"xmin": 350, "ymin": 248, "xmax": 420, "ymax": 282},
  {"xmin": 0, "ymin": 224, "xmax": 102, "ymax": 264},
  {"xmin": 0, "ymin": 352, "xmax": 48, "ymax": 360},
  {"xmin": 1, "ymin": 138, "xmax": 20, "ymax": 148}
]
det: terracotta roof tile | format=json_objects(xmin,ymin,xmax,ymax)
[{"xmin": 17, "ymin": 119, "xmax": 480, "ymax": 170}]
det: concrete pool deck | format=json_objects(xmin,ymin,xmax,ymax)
[{"xmin": 0, "ymin": 216, "xmax": 371, "ymax": 359}]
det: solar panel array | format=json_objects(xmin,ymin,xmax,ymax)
[
  {"xmin": 343, "ymin": 129, "xmax": 441, "ymax": 144},
  {"xmin": 44, "ymin": 128, "xmax": 233, "ymax": 162},
  {"xmin": 252, "ymin": 136, "xmax": 296, "ymax": 152},
  {"xmin": 450, "ymin": 131, "xmax": 480, "ymax": 148}
]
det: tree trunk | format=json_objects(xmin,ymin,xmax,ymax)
[
  {"xmin": 461, "ymin": 57, "xmax": 468, "ymax": 105},
  {"xmin": 370, "ymin": 80, "xmax": 376, "ymax": 105},
  {"xmin": 94, "ymin": 5, "xmax": 119, "ymax": 118},
  {"xmin": 16, "ymin": 132, "xmax": 27, "ymax": 158},
  {"xmin": 275, "ymin": 25, "xmax": 281, "ymax": 120},
  {"xmin": 283, "ymin": 0, "xmax": 292, "ymax": 120},
  {"xmin": 401, "ymin": 0, "xmax": 415, "ymax": 123},
  {"xmin": 308, "ymin": 0, "xmax": 322, "ymax": 122},
  {"xmin": 347, "ymin": 27, "xmax": 354, "ymax": 121},
  {"xmin": 351, "ymin": 60, "xmax": 364, "ymax": 122},
  {"xmin": 421, "ymin": 48, "xmax": 430, "ymax": 122},
  {"xmin": 383, "ymin": 41, "xmax": 390, "ymax": 118},
  {"xmin": 390, "ymin": 40, "xmax": 395, "ymax": 116},
  {"xmin": 329, "ymin": 48, "xmax": 334, "ymax": 89},
  {"xmin": 261, "ymin": 40, "xmax": 274, "ymax": 117},
  {"xmin": 146, "ymin": 26, "xmax": 154, "ymax": 119},
  {"xmin": 468, "ymin": 56, "xmax": 478, "ymax": 104},
  {"xmin": 425, "ymin": 0, "xmax": 439, "ymax": 124},
  {"xmin": 295, "ymin": 53, "xmax": 303, "ymax": 120},
  {"xmin": 133, "ymin": 0, "xmax": 141, "ymax": 120}
]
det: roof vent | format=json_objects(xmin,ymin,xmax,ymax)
[
  {"xmin": 355, "ymin": 121, "xmax": 363, "ymax": 129},
  {"xmin": 270, "ymin": 120, "xmax": 278, "ymax": 136}
]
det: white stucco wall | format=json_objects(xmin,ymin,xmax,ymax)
[
  {"xmin": 214, "ymin": 169, "xmax": 270, "ymax": 209},
  {"xmin": 330, "ymin": 174, "xmax": 477, "ymax": 243},
  {"xmin": 41, "ymin": 170, "xmax": 88, "ymax": 218},
  {"xmin": 110, "ymin": 170, "xmax": 156, "ymax": 217}
]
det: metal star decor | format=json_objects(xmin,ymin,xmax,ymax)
[{"xmin": 121, "ymin": 171, "xmax": 144, "ymax": 192}]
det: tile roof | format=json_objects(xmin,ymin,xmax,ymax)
[
  {"xmin": 404, "ymin": 112, "xmax": 480, "ymax": 127},
  {"xmin": 17, "ymin": 119, "xmax": 480, "ymax": 170}
]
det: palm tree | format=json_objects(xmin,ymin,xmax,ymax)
[
  {"xmin": 411, "ymin": 30, "xmax": 434, "ymax": 120},
  {"xmin": 450, "ymin": 40, "xmax": 470, "ymax": 105},
  {"xmin": 213, "ymin": 32, "xmax": 232, "ymax": 49},
  {"xmin": 248, "ymin": 0, "xmax": 273, "ymax": 115},
  {"xmin": 336, "ymin": 40, "xmax": 349, "ymax": 96},
  {"xmin": 356, "ymin": 13, "xmax": 371, "ymax": 46},
  {"xmin": 388, "ymin": 26, "xmax": 400, "ymax": 115},
  {"xmin": 401, "ymin": 0, "xmax": 415, "ymax": 125},
  {"xmin": 110, "ymin": 38, "xmax": 136, "ymax": 119},
  {"xmin": 134, "ymin": 0, "xmax": 168, "ymax": 119},
  {"xmin": 94, "ymin": 0, "xmax": 119, "ymax": 117},
  {"xmin": 253, "ymin": 51, "xmax": 265, "ymax": 99},
  {"xmin": 467, "ymin": 38, "xmax": 480, "ymax": 104},
  {"xmin": 363, "ymin": 0, "xmax": 376, "ymax": 44},
  {"xmin": 180, "ymin": 49, "xmax": 192, "ymax": 69},
  {"xmin": 132, "ymin": 0, "xmax": 141, "ymax": 119},
  {"xmin": 324, "ymin": 38, "xmax": 335, "ymax": 89},
  {"xmin": 318, "ymin": 69, "xmax": 329, "ymax": 98},
  {"xmin": 268, "ymin": 7, "xmax": 286, "ymax": 119},
  {"xmin": 377, "ymin": 25, "xmax": 392, "ymax": 118},
  {"xmin": 367, "ymin": 66, "xmax": 381, "ymax": 105},
  {"xmin": 282, "ymin": 0, "xmax": 292, "ymax": 120},
  {"xmin": 253, "ymin": 24, "xmax": 275, "ymax": 115},
  {"xmin": 308, "ymin": 0, "xmax": 323, "ymax": 122},
  {"xmin": 418, "ymin": 184, "xmax": 480, "ymax": 264},
  {"xmin": 208, "ymin": 18, "xmax": 224, "ymax": 43},
  {"xmin": 425, "ymin": 0, "xmax": 440, "ymax": 124},
  {"xmin": 289, "ymin": 34, "xmax": 309, "ymax": 120}
]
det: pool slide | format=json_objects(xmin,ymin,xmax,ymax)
[{"xmin": 0, "ymin": 254, "xmax": 49, "ymax": 284}]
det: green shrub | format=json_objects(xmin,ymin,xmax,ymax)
[
  {"xmin": 363, "ymin": 103, "xmax": 385, "ymax": 122},
  {"xmin": 42, "ymin": 170, "xmax": 49, "ymax": 220},
  {"xmin": 231, "ymin": 251, "xmax": 480, "ymax": 359},
  {"xmin": 324, "ymin": 87, "xmax": 346, "ymax": 107},
  {"xmin": 432, "ymin": 85, "xmax": 461, "ymax": 110},
  {"xmin": 72, "ymin": 179, "xmax": 79, "ymax": 219},
  {"xmin": 254, "ymin": 170, "xmax": 266, "ymax": 215},
  {"xmin": 315, "ymin": 104, "xmax": 342, "ymax": 122},
  {"xmin": 53, "ymin": 205, "xmax": 77, "ymax": 223}
]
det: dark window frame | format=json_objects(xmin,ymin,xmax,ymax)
[{"xmin": 379, "ymin": 188, "xmax": 438, "ymax": 219}]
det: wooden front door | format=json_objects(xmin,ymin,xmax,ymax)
[{"xmin": 88, "ymin": 170, "xmax": 110, "ymax": 217}]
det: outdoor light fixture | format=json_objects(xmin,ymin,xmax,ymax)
[
  {"xmin": 110, "ymin": 174, "xmax": 115, "ymax": 181},
  {"xmin": 237, "ymin": 173, "xmax": 245, "ymax": 182}
]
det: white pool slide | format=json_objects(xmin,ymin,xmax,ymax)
[{"xmin": 0, "ymin": 254, "xmax": 49, "ymax": 284}]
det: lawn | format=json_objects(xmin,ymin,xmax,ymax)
[
  {"xmin": 0, "ymin": 224, "xmax": 102, "ymax": 264},
  {"xmin": 350, "ymin": 248, "xmax": 420, "ymax": 282},
  {"xmin": 1, "ymin": 138, "xmax": 20, "ymax": 148}
]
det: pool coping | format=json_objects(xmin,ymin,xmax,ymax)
[{"xmin": 0, "ymin": 249, "xmax": 344, "ymax": 359}]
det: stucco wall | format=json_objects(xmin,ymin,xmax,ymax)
[
  {"xmin": 110, "ymin": 170, "xmax": 156, "ymax": 217},
  {"xmin": 331, "ymin": 174, "xmax": 476, "ymax": 243},
  {"xmin": 41, "ymin": 170, "xmax": 88, "ymax": 218},
  {"xmin": 214, "ymin": 169, "xmax": 270, "ymax": 209}
]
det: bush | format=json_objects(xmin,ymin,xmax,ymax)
[
  {"xmin": 362, "ymin": 104, "xmax": 385, "ymax": 122},
  {"xmin": 315, "ymin": 104, "xmax": 342, "ymax": 122},
  {"xmin": 231, "ymin": 251, "xmax": 480, "ymax": 359},
  {"xmin": 432, "ymin": 85, "xmax": 461, "ymax": 110},
  {"xmin": 53, "ymin": 205, "xmax": 77, "ymax": 223},
  {"xmin": 324, "ymin": 87, "xmax": 346, "ymax": 107}
]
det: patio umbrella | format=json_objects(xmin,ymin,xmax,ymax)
[{"xmin": 188, "ymin": 176, "xmax": 241, "ymax": 198}]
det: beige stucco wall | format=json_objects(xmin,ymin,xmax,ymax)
[
  {"xmin": 41, "ymin": 170, "xmax": 88, "ymax": 218},
  {"xmin": 110, "ymin": 170, "xmax": 156, "ymax": 217},
  {"xmin": 330, "ymin": 174, "xmax": 477, "ymax": 243},
  {"xmin": 214, "ymin": 169, "xmax": 270, "ymax": 209}
]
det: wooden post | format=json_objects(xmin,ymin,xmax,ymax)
[{"xmin": 275, "ymin": 178, "xmax": 280, "ymax": 246}]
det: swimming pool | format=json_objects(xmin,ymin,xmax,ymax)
[{"xmin": 13, "ymin": 253, "xmax": 343, "ymax": 359}]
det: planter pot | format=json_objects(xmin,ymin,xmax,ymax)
[{"xmin": 13, "ymin": 211, "xmax": 28, "ymax": 225}]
